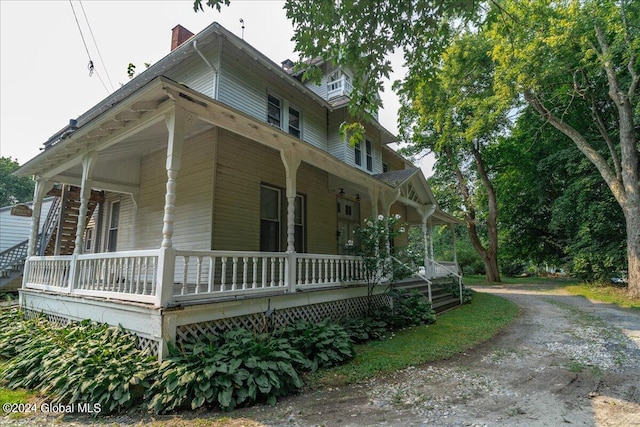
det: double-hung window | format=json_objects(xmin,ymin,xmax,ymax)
[
  {"xmin": 267, "ymin": 94, "xmax": 281, "ymax": 128},
  {"xmin": 354, "ymin": 140, "xmax": 373, "ymax": 172},
  {"xmin": 354, "ymin": 142, "xmax": 362, "ymax": 167},
  {"xmin": 260, "ymin": 185, "xmax": 281, "ymax": 252},
  {"xmin": 365, "ymin": 140, "xmax": 373, "ymax": 172},
  {"xmin": 260, "ymin": 184, "xmax": 305, "ymax": 252},
  {"xmin": 107, "ymin": 201, "xmax": 120, "ymax": 252},
  {"xmin": 288, "ymin": 106, "xmax": 301, "ymax": 138}
]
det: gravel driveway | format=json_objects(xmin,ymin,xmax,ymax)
[
  {"xmin": 251, "ymin": 284, "xmax": 640, "ymax": 426},
  {"xmin": 2, "ymin": 283, "xmax": 639, "ymax": 426}
]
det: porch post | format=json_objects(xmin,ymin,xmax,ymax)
[
  {"xmin": 155, "ymin": 106, "xmax": 190, "ymax": 309},
  {"xmin": 429, "ymin": 217, "xmax": 435, "ymax": 275},
  {"xmin": 417, "ymin": 205, "xmax": 436, "ymax": 279},
  {"xmin": 280, "ymin": 150, "xmax": 300, "ymax": 292},
  {"xmin": 161, "ymin": 107, "xmax": 186, "ymax": 249},
  {"xmin": 26, "ymin": 178, "xmax": 52, "ymax": 257},
  {"xmin": 73, "ymin": 153, "xmax": 97, "ymax": 255},
  {"xmin": 368, "ymin": 187, "xmax": 379, "ymax": 219}
]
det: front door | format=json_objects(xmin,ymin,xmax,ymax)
[{"xmin": 337, "ymin": 197, "xmax": 360, "ymax": 254}]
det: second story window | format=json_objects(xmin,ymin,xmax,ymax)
[
  {"xmin": 354, "ymin": 142, "xmax": 362, "ymax": 167},
  {"xmin": 289, "ymin": 106, "xmax": 301, "ymax": 138},
  {"xmin": 366, "ymin": 140, "xmax": 373, "ymax": 172},
  {"xmin": 267, "ymin": 94, "xmax": 281, "ymax": 127}
]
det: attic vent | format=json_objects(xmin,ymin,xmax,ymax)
[{"xmin": 171, "ymin": 25, "xmax": 194, "ymax": 51}]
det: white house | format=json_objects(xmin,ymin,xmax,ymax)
[{"xmin": 14, "ymin": 22, "xmax": 461, "ymax": 358}]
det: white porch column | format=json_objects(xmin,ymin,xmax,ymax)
[
  {"xmin": 73, "ymin": 153, "xmax": 97, "ymax": 255},
  {"xmin": 280, "ymin": 151, "xmax": 301, "ymax": 253},
  {"xmin": 156, "ymin": 106, "xmax": 192, "ymax": 309},
  {"xmin": 417, "ymin": 205, "xmax": 436, "ymax": 278},
  {"xmin": 161, "ymin": 107, "xmax": 188, "ymax": 248},
  {"xmin": 280, "ymin": 151, "xmax": 300, "ymax": 293},
  {"xmin": 26, "ymin": 178, "xmax": 52, "ymax": 257}
]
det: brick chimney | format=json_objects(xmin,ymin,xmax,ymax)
[{"xmin": 171, "ymin": 25, "xmax": 194, "ymax": 51}]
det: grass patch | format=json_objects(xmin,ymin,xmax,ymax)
[
  {"xmin": 563, "ymin": 283, "xmax": 640, "ymax": 309},
  {"xmin": 464, "ymin": 275, "xmax": 580, "ymax": 287},
  {"xmin": 309, "ymin": 291, "xmax": 519, "ymax": 387},
  {"xmin": 0, "ymin": 388, "xmax": 35, "ymax": 414}
]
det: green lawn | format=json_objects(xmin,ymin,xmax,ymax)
[
  {"xmin": 309, "ymin": 291, "xmax": 519, "ymax": 387},
  {"xmin": 464, "ymin": 275, "xmax": 639, "ymax": 309}
]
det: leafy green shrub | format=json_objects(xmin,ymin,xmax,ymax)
[
  {"xmin": 377, "ymin": 289, "xmax": 436, "ymax": 329},
  {"xmin": 147, "ymin": 329, "xmax": 308, "ymax": 413},
  {"xmin": 339, "ymin": 316, "xmax": 388, "ymax": 343},
  {"xmin": 0, "ymin": 311, "xmax": 156, "ymax": 414},
  {"xmin": 448, "ymin": 281, "xmax": 473, "ymax": 304},
  {"xmin": 281, "ymin": 319, "xmax": 354, "ymax": 371}
]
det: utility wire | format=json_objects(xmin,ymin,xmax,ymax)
[
  {"xmin": 69, "ymin": 0, "xmax": 110, "ymax": 94},
  {"xmin": 79, "ymin": 0, "xmax": 115, "ymax": 92}
]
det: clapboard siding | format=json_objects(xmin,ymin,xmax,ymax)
[
  {"xmin": 218, "ymin": 52, "xmax": 328, "ymax": 151},
  {"xmin": 328, "ymin": 110, "xmax": 346, "ymax": 160},
  {"xmin": 165, "ymin": 46, "xmax": 220, "ymax": 98},
  {"xmin": 218, "ymin": 55, "xmax": 266, "ymax": 123},
  {"xmin": 0, "ymin": 198, "xmax": 54, "ymax": 252},
  {"xmin": 213, "ymin": 129, "xmax": 337, "ymax": 254},
  {"xmin": 134, "ymin": 130, "xmax": 215, "ymax": 250},
  {"xmin": 382, "ymin": 147, "xmax": 407, "ymax": 171}
]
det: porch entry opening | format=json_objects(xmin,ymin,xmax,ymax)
[
  {"xmin": 337, "ymin": 196, "xmax": 360, "ymax": 254},
  {"xmin": 260, "ymin": 184, "xmax": 305, "ymax": 252}
]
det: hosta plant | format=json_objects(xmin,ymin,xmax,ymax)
[{"xmin": 281, "ymin": 319, "xmax": 355, "ymax": 371}]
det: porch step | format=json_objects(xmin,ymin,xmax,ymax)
[{"xmin": 393, "ymin": 279, "xmax": 461, "ymax": 314}]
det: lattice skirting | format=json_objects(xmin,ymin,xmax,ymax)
[
  {"xmin": 175, "ymin": 294, "xmax": 391, "ymax": 345},
  {"xmin": 21, "ymin": 308, "xmax": 159, "ymax": 357}
]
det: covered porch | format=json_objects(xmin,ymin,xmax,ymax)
[{"xmin": 16, "ymin": 76, "xmax": 460, "ymax": 358}]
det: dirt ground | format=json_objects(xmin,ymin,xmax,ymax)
[{"xmin": 3, "ymin": 284, "xmax": 639, "ymax": 426}]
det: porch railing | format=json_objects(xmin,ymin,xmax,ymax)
[
  {"xmin": 24, "ymin": 250, "xmax": 159, "ymax": 304},
  {"xmin": 22, "ymin": 249, "xmax": 368, "ymax": 307}
]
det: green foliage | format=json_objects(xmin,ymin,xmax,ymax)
[
  {"xmin": 377, "ymin": 289, "xmax": 436, "ymax": 329},
  {"xmin": 0, "ymin": 157, "xmax": 34, "ymax": 207},
  {"xmin": 339, "ymin": 122, "xmax": 366, "ymax": 147},
  {"xmin": 281, "ymin": 319, "xmax": 354, "ymax": 372},
  {"xmin": 0, "ymin": 310, "xmax": 155, "ymax": 414},
  {"xmin": 447, "ymin": 280, "xmax": 473, "ymax": 304},
  {"xmin": 339, "ymin": 317, "xmax": 388, "ymax": 343},
  {"xmin": 349, "ymin": 215, "xmax": 409, "ymax": 312},
  {"xmin": 314, "ymin": 292, "xmax": 518, "ymax": 387},
  {"xmin": 147, "ymin": 329, "xmax": 307, "ymax": 413}
]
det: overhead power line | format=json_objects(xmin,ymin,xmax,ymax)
[{"xmin": 68, "ymin": 0, "xmax": 111, "ymax": 94}]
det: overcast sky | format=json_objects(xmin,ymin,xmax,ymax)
[{"xmin": 0, "ymin": 0, "xmax": 412, "ymax": 170}]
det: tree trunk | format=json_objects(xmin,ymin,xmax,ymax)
[
  {"xmin": 624, "ymin": 204, "xmax": 640, "ymax": 299},
  {"xmin": 445, "ymin": 147, "xmax": 501, "ymax": 283}
]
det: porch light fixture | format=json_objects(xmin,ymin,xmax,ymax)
[
  {"xmin": 355, "ymin": 194, "xmax": 361, "ymax": 201},
  {"xmin": 339, "ymin": 188, "xmax": 345, "ymax": 196}
]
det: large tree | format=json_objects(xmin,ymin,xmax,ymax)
[
  {"xmin": 398, "ymin": 33, "xmax": 510, "ymax": 282},
  {"xmin": 487, "ymin": 0, "xmax": 639, "ymax": 298}
]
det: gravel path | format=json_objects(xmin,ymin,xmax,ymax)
[{"xmin": 2, "ymin": 284, "xmax": 639, "ymax": 426}]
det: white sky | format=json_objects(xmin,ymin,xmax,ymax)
[{"xmin": 0, "ymin": 1, "xmax": 427, "ymax": 173}]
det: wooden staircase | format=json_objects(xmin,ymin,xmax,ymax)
[
  {"xmin": 394, "ymin": 277, "xmax": 462, "ymax": 314},
  {"xmin": 42, "ymin": 186, "xmax": 104, "ymax": 256}
]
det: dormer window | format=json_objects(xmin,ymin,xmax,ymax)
[{"xmin": 327, "ymin": 69, "xmax": 353, "ymax": 99}]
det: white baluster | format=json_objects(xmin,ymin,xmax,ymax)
[
  {"xmin": 181, "ymin": 256, "xmax": 189, "ymax": 295},
  {"xmin": 242, "ymin": 257, "xmax": 248, "ymax": 289},
  {"xmin": 220, "ymin": 257, "xmax": 227, "ymax": 291},
  {"xmin": 232, "ymin": 257, "xmax": 238, "ymax": 290},
  {"xmin": 195, "ymin": 256, "xmax": 202, "ymax": 294},
  {"xmin": 252, "ymin": 257, "xmax": 258, "ymax": 288}
]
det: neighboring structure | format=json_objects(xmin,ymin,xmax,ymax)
[
  {"xmin": 0, "ymin": 198, "xmax": 55, "ymax": 289},
  {"xmin": 14, "ymin": 22, "xmax": 461, "ymax": 358}
]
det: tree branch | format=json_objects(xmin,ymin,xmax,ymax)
[{"xmin": 589, "ymin": 93, "xmax": 623, "ymax": 180}]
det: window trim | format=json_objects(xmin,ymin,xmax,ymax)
[{"xmin": 365, "ymin": 140, "xmax": 373, "ymax": 172}]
